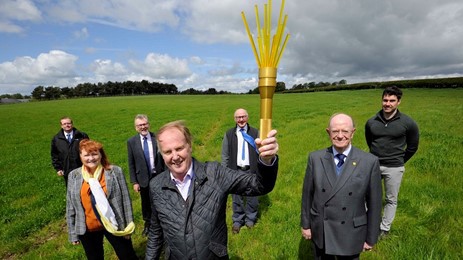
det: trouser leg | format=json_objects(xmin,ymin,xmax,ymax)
[
  {"xmin": 104, "ymin": 230, "xmax": 138, "ymax": 260},
  {"xmin": 380, "ymin": 166, "xmax": 405, "ymax": 231},
  {"xmin": 79, "ymin": 230, "xmax": 105, "ymax": 260},
  {"xmin": 232, "ymin": 194, "xmax": 245, "ymax": 226},
  {"xmin": 140, "ymin": 186, "xmax": 152, "ymax": 225},
  {"xmin": 244, "ymin": 195, "xmax": 259, "ymax": 225}
]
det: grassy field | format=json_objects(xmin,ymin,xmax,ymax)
[{"xmin": 0, "ymin": 88, "xmax": 462, "ymax": 259}]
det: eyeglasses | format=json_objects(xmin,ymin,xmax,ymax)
[
  {"xmin": 234, "ymin": 115, "xmax": 248, "ymax": 120},
  {"xmin": 136, "ymin": 123, "xmax": 149, "ymax": 127}
]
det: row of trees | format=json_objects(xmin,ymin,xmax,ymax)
[
  {"xmin": 289, "ymin": 79, "xmax": 347, "ymax": 91},
  {"xmin": 30, "ymin": 80, "xmax": 232, "ymax": 101},
  {"xmin": 247, "ymin": 80, "xmax": 348, "ymax": 94},
  {"xmin": 4, "ymin": 77, "xmax": 462, "ymax": 101}
]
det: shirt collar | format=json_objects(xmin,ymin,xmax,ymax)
[
  {"xmin": 236, "ymin": 125, "xmax": 248, "ymax": 132},
  {"xmin": 332, "ymin": 144, "xmax": 352, "ymax": 157},
  {"xmin": 170, "ymin": 161, "xmax": 194, "ymax": 184}
]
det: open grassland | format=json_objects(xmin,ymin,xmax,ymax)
[{"xmin": 0, "ymin": 89, "xmax": 462, "ymax": 259}]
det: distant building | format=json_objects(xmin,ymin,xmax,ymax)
[{"xmin": 0, "ymin": 98, "xmax": 30, "ymax": 104}]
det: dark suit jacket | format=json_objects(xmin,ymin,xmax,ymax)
[
  {"xmin": 127, "ymin": 132, "xmax": 164, "ymax": 188},
  {"xmin": 301, "ymin": 146, "xmax": 382, "ymax": 256}
]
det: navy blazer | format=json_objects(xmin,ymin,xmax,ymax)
[
  {"xmin": 301, "ymin": 146, "xmax": 382, "ymax": 256},
  {"xmin": 127, "ymin": 132, "xmax": 164, "ymax": 188}
]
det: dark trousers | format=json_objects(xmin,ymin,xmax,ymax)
[
  {"xmin": 140, "ymin": 186, "xmax": 151, "ymax": 226},
  {"xmin": 313, "ymin": 243, "xmax": 360, "ymax": 260},
  {"xmin": 232, "ymin": 169, "xmax": 259, "ymax": 226},
  {"xmin": 79, "ymin": 229, "xmax": 138, "ymax": 260}
]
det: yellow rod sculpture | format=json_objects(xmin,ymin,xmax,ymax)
[{"xmin": 241, "ymin": 0, "xmax": 290, "ymax": 140}]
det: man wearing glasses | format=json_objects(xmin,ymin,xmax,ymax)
[
  {"xmin": 221, "ymin": 108, "xmax": 260, "ymax": 234},
  {"xmin": 127, "ymin": 114, "xmax": 165, "ymax": 236}
]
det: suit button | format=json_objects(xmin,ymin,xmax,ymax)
[
  {"xmin": 341, "ymin": 221, "xmax": 345, "ymax": 224},
  {"xmin": 342, "ymin": 207, "xmax": 346, "ymax": 211},
  {"xmin": 322, "ymin": 189, "xmax": 326, "ymax": 192},
  {"xmin": 349, "ymin": 192, "xmax": 353, "ymax": 196},
  {"xmin": 325, "ymin": 204, "xmax": 328, "ymax": 207}
]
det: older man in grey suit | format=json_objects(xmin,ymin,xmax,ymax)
[{"xmin": 301, "ymin": 113, "xmax": 382, "ymax": 259}]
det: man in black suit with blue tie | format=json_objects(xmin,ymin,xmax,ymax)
[
  {"xmin": 301, "ymin": 113, "xmax": 382, "ymax": 259},
  {"xmin": 221, "ymin": 108, "xmax": 260, "ymax": 234},
  {"xmin": 127, "ymin": 114, "xmax": 164, "ymax": 236}
]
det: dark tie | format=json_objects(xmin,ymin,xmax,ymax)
[
  {"xmin": 66, "ymin": 134, "xmax": 72, "ymax": 143},
  {"xmin": 240, "ymin": 128, "xmax": 259, "ymax": 156},
  {"xmin": 143, "ymin": 136, "xmax": 151, "ymax": 172},
  {"xmin": 335, "ymin": 153, "xmax": 346, "ymax": 175}
]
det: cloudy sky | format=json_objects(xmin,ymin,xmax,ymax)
[{"xmin": 1, "ymin": 0, "xmax": 463, "ymax": 95}]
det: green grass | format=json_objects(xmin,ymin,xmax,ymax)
[{"xmin": 0, "ymin": 89, "xmax": 462, "ymax": 259}]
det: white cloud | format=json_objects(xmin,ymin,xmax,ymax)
[
  {"xmin": 1, "ymin": 0, "xmax": 463, "ymax": 95},
  {"xmin": 46, "ymin": 0, "xmax": 181, "ymax": 31},
  {"xmin": 0, "ymin": 0, "xmax": 42, "ymax": 33},
  {"xmin": 0, "ymin": 50, "xmax": 78, "ymax": 93},
  {"xmin": 129, "ymin": 53, "xmax": 191, "ymax": 79},
  {"xmin": 0, "ymin": 0, "xmax": 41, "ymax": 21},
  {"xmin": 74, "ymin": 27, "xmax": 89, "ymax": 39}
]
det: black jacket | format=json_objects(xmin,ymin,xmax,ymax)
[
  {"xmin": 365, "ymin": 110, "xmax": 419, "ymax": 167},
  {"xmin": 51, "ymin": 128, "xmax": 88, "ymax": 176},
  {"xmin": 146, "ymin": 157, "xmax": 278, "ymax": 259}
]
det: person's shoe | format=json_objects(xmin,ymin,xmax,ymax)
[
  {"xmin": 142, "ymin": 226, "xmax": 150, "ymax": 237},
  {"xmin": 245, "ymin": 222, "xmax": 255, "ymax": 228},
  {"xmin": 379, "ymin": 230, "xmax": 389, "ymax": 240},
  {"xmin": 232, "ymin": 225, "xmax": 241, "ymax": 234}
]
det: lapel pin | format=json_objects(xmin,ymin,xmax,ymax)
[{"xmin": 353, "ymin": 162, "xmax": 357, "ymax": 166}]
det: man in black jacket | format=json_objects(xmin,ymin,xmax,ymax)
[
  {"xmin": 51, "ymin": 116, "xmax": 89, "ymax": 188},
  {"xmin": 221, "ymin": 108, "xmax": 260, "ymax": 234},
  {"xmin": 146, "ymin": 120, "xmax": 279, "ymax": 259}
]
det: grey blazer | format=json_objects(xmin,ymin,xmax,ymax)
[
  {"xmin": 301, "ymin": 146, "xmax": 382, "ymax": 256},
  {"xmin": 66, "ymin": 166, "xmax": 134, "ymax": 242},
  {"xmin": 127, "ymin": 132, "xmax": 163, "ymax": 188}
]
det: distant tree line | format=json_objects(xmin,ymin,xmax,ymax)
[
  {"xmin": 1, "ymin": 77, "xmax": 462, "ymax": 101},
  {"xmin": 29, "ymin": 80, "xmax": 232, "ymax": 101},
  {"xmin": 284, "ymin": 77, "xmax": 463, "ymax": 93}
]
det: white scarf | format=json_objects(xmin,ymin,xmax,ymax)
[{"xmin": 82, "ymin": 165, "xmax": 135, "ymax": 236}]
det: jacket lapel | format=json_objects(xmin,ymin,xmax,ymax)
[
  {"xmin": 322, "ymin": 149, "xmax": 337, "ymax": 188},
  {"xmin": 324, "ymin": 148, "xmax": 359, "ymax": 202},
  {"xmin": 104, "ymin": 169, "xmax": 112, "ymax": 198}
]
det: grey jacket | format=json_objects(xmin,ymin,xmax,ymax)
[
  {"xmin": 146, "ymin": 157, "xmax": 278, "ymax": 259},
  {"xmin": 127, "ymin": 132, "xmax": 165, "ymax": 187},
  {"xmin": 301, "ymin": 146, "xmax": 382, "ymax": 256},
  {"xmin": 66, "ymin": 166, "xmax": 134, "ymax": 242}
]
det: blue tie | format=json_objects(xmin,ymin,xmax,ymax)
[
  {"xmin": 143, "ymin": 136, "xmax": 151, "ymax": 172},
  {"xmin": 66, "ymin": 134, "xmax": 72, "ymax": 143},
  {"xmin": 240, "ymin": 128, "xmax": 259, "ymax": 157},
  {"xmin": 335, "ymin": 153, "xmax": 346, "ymax": 175}
]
